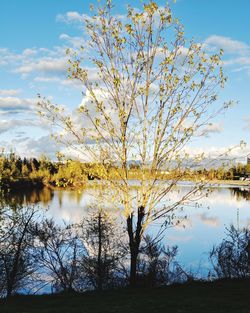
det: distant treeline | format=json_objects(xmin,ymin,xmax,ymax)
[
  {"xmin": 0, "ymin": 152, "xmax": 250, "ymax": 190},
  {"xmin": 192, "ymin": 163, "xmax": 250, "ymax": 181},
  {"xmin": 0, "ymin": 152, "xmax": 102, "ymax": 189}
]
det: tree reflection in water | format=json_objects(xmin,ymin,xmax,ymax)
[
  {"xmin": 0, "ymin": 187, "xmax": 54, "ymax": 207},
  {"xmin": 230, "ymin": 187, "xmax": 250, "ymax": 201}
]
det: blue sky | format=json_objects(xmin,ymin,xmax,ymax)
[{"xmin": 0, "ymin": 0, "xmax": 250, "ymax": 161}]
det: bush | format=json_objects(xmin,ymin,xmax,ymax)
[{"xmin": 209, "ymin": 224, "xmax": 250, "ymax": 279}]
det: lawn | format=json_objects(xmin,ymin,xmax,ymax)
[{"xmin": 1, "ymin": 280, "xmax": 250, "ymax": 313}]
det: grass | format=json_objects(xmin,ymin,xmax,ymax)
[{"xmin": 1, "ymin": 279, "xmax": 250, "ymax": 313}]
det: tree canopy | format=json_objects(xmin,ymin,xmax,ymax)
[{"xmin": 38, "ymin": 0, "xmax": 231, "ymax": 286}]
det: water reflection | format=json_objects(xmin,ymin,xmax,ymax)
[
  {"xmin": 1, "ymin": 184, "xmax": 249, "ymax": 274},
  {"xmin": 230, "ymin": 187, "xmax": 250, "ymax": 201},
  {"xmin": 0, "ymin": 186, "xmax": 54, "ymax": 206},
  {"xmin": 56, "ymin": 189, "xmax": 84, "ymax": 208},
  {"xmin": 198, "ymin": 212, "xmax": 220, "ymax": 227},
  {"xmin": 3, "ymin": 185, "xmax": 250, "ymax": 207}
]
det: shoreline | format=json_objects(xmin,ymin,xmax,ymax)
[
  {"xmin": 201, "ymin": 180, "xmax": 250, "ymax": 187},
  {"xmin": 0, "ymin": 178, "xmax": 249, "ymax": 193}
]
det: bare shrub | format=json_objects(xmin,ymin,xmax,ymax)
[
  {"xmin": 32, "ymin": 219, "xmax": 83, "ymax": 293},
  {"xmin": 0, "ymin": 205, "xmax": 38, "ymax": 297},
  {"xmin": 209, "ymin": 224, "xmax": 250, "ymax": 279}
]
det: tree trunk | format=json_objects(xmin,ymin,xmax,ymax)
[
  {"xmin": 97, "ymin": 212, "xmax": 103, "ymax": 291},
  {"xmin": 6, "ymin": 283, "xmax": 12, "ymax": 298},
  {"xmin": 127, "ymin": 206, "xmax": 145, "ymax": 287},
  {"xmin": 129, "ymin": 246, "xmax": 139, "ymax": 287}
]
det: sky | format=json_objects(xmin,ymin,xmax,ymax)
[{"xmin": 0, "ymin": 0, "xmax": 250, "ymax": 162}]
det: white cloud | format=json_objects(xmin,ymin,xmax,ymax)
[
  {"xmin": 33, "ymin": 66, "xmax": 98, "ymax": 90},
  {"xmin": 205, "ymin": 35, "xmax": 249, "ymax": 56},
  {"xmin": 243, "ymin": 116, "xmax": 250, "ymax": 131},
  {"xmin": 0, "ymin": 60, "xmax": 7, "ymax": 66},
  {"xmin": 0, "ymin": 97, "xmax": 36, "ymax": 113},
  {"xmin": 200, "ymin": 123, "xmax": 223, "ymax": 137},
  {"xmin": 0, "ymin": 89, "xmax": 21, "ymax": 96},
  {"xmin": 0, "ymin": 41, "xmax": 87, "ymax": 91},
  {"xmin": 224, "ymin": 56, "xmax": 250, "ymax": 66},
  {"xmin": 0, "ymin": 44, "xmax": 70, "ymax": 82},
  {"xmin": 198, "ymin": 213, "xmax": 220, "ymax": 228},
  {"xmin": 34, "ymin": 76, "xmax": 61, "ymax": 83},
  {"xmin": 22, "ymin": 48, "xmax": 37, "ymax": 56},
  {"xmin": 56, "ymin": 11, "xmax": 85, "ymax": 24},
  {"xmin": 59, "ymin": 33, "xmax": 83, "ymax": 49},
  {"xmin": 14, "ymin": 58, "xmax": 68, "ymax": 75},
  {"xmin": 204, "ymin": 35, "xmax": 250, "ymax": 75},
  {"xmin": 0, "ymin": 118, "xmax": 47, "ymax": 134},
  {"xmin": 34, "ymin": 75, "xmax": 82, "ymax": 88},
  {"xmin": 231, "ymin": 66, "xmax": 250, "ymax": 75},
  {"xmin": 56, "ymin": 10, "xmax": 127, "ymax": 27},
  {"xmin": 11, "ymin": 135, "xmax": 61, "ymax": 158},
  {"xmin": 183, "ymin": 144, "xmax": 250, "ymax": 164}
]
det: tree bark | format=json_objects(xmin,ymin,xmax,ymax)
[
  {"xmin": 97, "ymin": 212, "xmax": 103, "ymax": 291},
  {"xmin": 129, "ymin": 248, "xmax": 139, "ymax": 287},
  {"xmin": 127, "ymin": 206, "xmax": 145, "ymax": 287}
]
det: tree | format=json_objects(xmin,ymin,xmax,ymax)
[
  {"xmin": 0, "ymin": 205, "xmax": 38, "ymax": 297},
  {"xmin": 138, "ymin": 235, "xmax": 178, "ymax": 287},
  {"xmin": 32, "ymin": 219, "xmax": 83, "ymax": 293},
  {"xmin": 38, "ymin": 0, "xmax": 231, "ymax": 286},
  {"xmin": 79, "ymin": 209, "xmax": 124, "ymax": 290},
  {"xmin": 209, "ymin": 225, "xmax": 250, "ymax": 279}
]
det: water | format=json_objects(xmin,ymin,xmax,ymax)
[{"xmin": 2, "ymin": 184, "xmax": 250, "ymax": 276}]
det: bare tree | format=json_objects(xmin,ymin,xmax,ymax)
[
  {"xmin": 79, "ymin": 209, "xmax": 125, "ymax": 290},
  {"xmin": 209, "ymin": 224, "xmax": 250, "ymax": 279},
  {"xmin": 137, "ymin": 235, "xmax": 178, "ymax": 286},
  {"xmin": 0, "ymin": 205, "xmax": 38, "ymax": 297},
  {"xmin": 32, "ymin": 219, "xmax": 83, "ymax": 293},
  {"xmin": 38, "ymin": 1, "xmax": 233, "ymax": 286}
]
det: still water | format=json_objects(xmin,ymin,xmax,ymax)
[{"xmin": 4, "ymin": 184, "xmax": 250, "ymax": 276}]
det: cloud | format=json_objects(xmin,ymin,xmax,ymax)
[
  {"xmin": 14, "ymin": 58, "xmax": 68, "ymax": 75},
  {"xmin": 0, "ymin": 120, "xmax": 22, "ymax": 134},
  {"xmin": 22, "ymin": 48, "xmax": 38, "ymax": 56},
  {"xmin": 59, "ymin": 33, "xmax": 83, "ymax": 49},
  {"xmin": 33, "ymin": 67, "xmax": 100, "ymax": 91},
  {"xmin": 0, "ymin": 48, "xmax": 23, "ymax": 67},
  {"xmin": 0, "ymin": 118, "xmax": 47, "ymax": 134},
  {"xmin": 0, "ymin": 34, "xmax": 86, "ymax": 89},
  {"xmin": 224, "ymin": 57, "xmax": 250, "ymax": 67},
  {"xmin": 231, "ymin": 66, "xmax": 250, "ymax": 76},
  {"xmin": 183, "ymin": 144, "xmax": 250, "ymax": 165},
  {"xmin": 11, "ymin": 135, "xmax": 61, "ymax": 158},
  {"xmin": 204, "ymin": 35, "xmax": 250, "ymax": 75},
  {"xmin": 0, "ymin": 60, "xmax": 7, "ymax": 66},
  {"xmin": 56, "ymin": 10, "xmax": 127, "ymax": 27},
  {"xmin": 56, "ymin": 11, "xmax": 85, "ymax": 24},
  {"xmin": 56, "ymin": 11, "xmax": 126, "ymax": 24},
  {"xmin": 0, "ymin": 97, "xmax": 36, "ymax": 113},
  {"xmin": 198, "ymin": 213, "xmax": 220, "ymax": 227},
  {"xmin": 200, "ymin": 123, "xmax": 223, "ymax": 137},
  {"xmin": 0, "ymin": 44, "xmax": 70, "ymax": 82},
  {"xmin": 0, "ymin": 89, "xmax": 21, "ymax": 96},
  {"xmin": 205, "ymin": 35, "xmax": 249, "ymax": 56},
  {"xmin": 34, "ymin": 75, "xmax": 82, "ymax": 88},
  {"xmin": 34, "ymin": 76, "xmax": 61, "ymax": 83},
  {"xmin": 243, "ymin": 116, "xmax": 250, "ymax": 131}
]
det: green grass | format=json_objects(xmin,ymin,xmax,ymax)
[{"xmin": 1, "ymin": 280, "xmax": 250, "ymax": 313}]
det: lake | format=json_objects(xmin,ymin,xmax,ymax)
[{"xmin": 3, "ymin": 183, "xmax": 250, "ymax": 277}]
